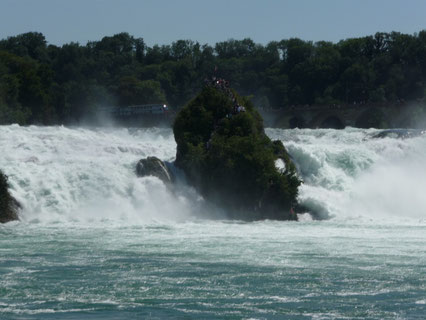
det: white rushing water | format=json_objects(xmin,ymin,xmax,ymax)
[
  {"xmin": 1, "ymin": 125, "xmax": 425, "ymax": 319},
  {"xmin": 268, "ymin": 128, "xmax": 426, "ymax": 224},
  {"xmin": 1, "ymin": 125, "xmax": 425, "ymax": 225},
  {"xmin": 0, "ymin": 125, "xmax": 207, "ymax": 225}
]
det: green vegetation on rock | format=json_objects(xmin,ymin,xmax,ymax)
[{"xmin": 173, "ymin": 85, "xmax": 301, "ymax": 220}]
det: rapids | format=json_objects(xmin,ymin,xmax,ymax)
[
  {"xmin": 0, "ymin": 125, "xmax": 204, "ymax": 224},
  {"xmin": 267, "ymin": 127, "xmax": 426, "ymax": 223},
  {"xmin": 1, "ymin": 125, "xmax": 425, "ymax": 224},
  {"xmin": 1, "ymin": 125, "xmax": 425, "ymax": 319}
]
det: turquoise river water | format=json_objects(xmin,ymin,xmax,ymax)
[{"xmin": 0, "ymin": 125, "xmax": 425, "ymax": 319}]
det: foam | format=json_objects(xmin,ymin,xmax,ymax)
[
  {"xmin": 2, "ymin": 125, "xmax": 425, "ymax": 225},
  {"xmin": 267, "ymin": 128, "xmax": 426, "ymax": 224}
]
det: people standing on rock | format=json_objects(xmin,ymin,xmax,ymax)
[
  {"xmin": 237, "ymin": 105, "xmax": 245, "ymax": 113},
  {"xmin": 204, "ymin": 71, "xmax": 247, "ymax": 117}
]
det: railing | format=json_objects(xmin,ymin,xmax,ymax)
[{"xmin": 99, "ymin": 104, "xmax": 169, "ymax": 116}]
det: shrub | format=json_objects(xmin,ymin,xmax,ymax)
[{"xmin": 173, "ymin": 85, "xmax": 301, "ymax": 220}]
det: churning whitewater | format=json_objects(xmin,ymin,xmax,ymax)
[
  {"xmin": 1, "ymin": 125, "xmax": 425, "ymax": 319},
  {"xmin": 0, "ymin": 125, "xmax": 202, "ymax": 224},
  {"xmin": 267, "ymin": 127, "xmax": 426, "ymax": 223},
  {"xmin": 1, "ymin": 125, "xmax": 425, "ymax": 224}
]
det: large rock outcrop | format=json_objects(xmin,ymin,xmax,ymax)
[
  {"xmin": 173, "ymin": 84, "xmax": 301, "ymax": 220},
  {"xmin": 0, "ymin": 171, "xmax": 20, "ymax": 223},
  {"xmin": 136, "ymin": 156, "xmax": 174, "ymax": 184}
]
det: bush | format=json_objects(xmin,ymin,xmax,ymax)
[{"xmin": 173, "ymin": 85, "xmax": 301, "ymax": 220}]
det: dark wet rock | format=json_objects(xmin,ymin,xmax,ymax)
[
  {"xmin": 173, "ymin": 85, "xmax": 301, "ymax": 220},
  {"xmin": 0, "ymin": 171, "xmax": 20, "ymax": 223},
  {"xmin": 136, "ymin": 156, "xmax": 174, "ymax": 184},
  {"xmin": 294, "ymin": 201, "xmax": 331, "ymax": 220}
]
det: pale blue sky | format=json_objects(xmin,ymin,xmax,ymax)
[{"xmin": 0, "ymin": 0, "xmax": 425, "ymax": 46}]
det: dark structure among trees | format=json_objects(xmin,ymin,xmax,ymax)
[{"xmin": 1, "ymin": 31, "xmax": 426, "ymax": 126}]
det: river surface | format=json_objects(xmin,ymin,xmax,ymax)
[{"xmin": 1, "ymin": 125, "xmax": 425, "ymax": 319}]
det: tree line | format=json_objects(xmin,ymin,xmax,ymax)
[{"xmin": 0, "ymin": 31, "xmax": 425, "ymax": 125}]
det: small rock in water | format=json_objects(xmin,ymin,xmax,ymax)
[
  {"xmin": 136, "ymin": 156, "xmax": 173, "ymax": 184},
  {"xmin": 0, "ymin": 170, "xmax": 20, "ymax": 223}
]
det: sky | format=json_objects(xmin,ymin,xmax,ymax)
[{"xmin": 0, "ymin": 0, "xmax": 425, "ymax": 47}]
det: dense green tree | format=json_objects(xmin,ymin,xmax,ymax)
[
  {"xmin": 0, "ymin": 30, "xmax": 425, "ymax": 125},
  {"xmin": 117, "ymin": 77, "xmax": 166, "ymax": 106},
  {"xmin": 0, "ymin": 32, "xmax": 48, "ymax": 62}
]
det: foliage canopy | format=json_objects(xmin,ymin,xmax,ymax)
[
  {"xmin": 1, "ymin": 31, "xmax": 426, "ymax": 125},
  {"xmin": 173, "ymin": 86, "xmax": 301, "ymax": 220}
]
